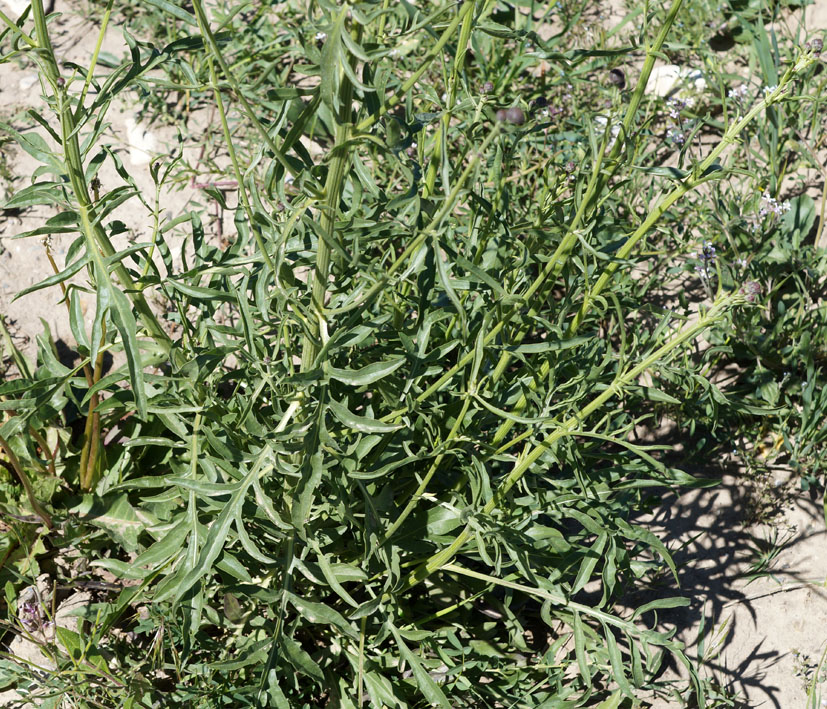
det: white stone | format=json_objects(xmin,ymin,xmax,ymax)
[
  {"xmin": 646, "ymin": 65, "xmax": 682, "ymax": 96},
  {"xmin": 125, "ymin": 116, "xmax": 157, "ymax": 166},
  {"xmin": 1, "ymin": 0, "xmax": 30, "ymax": 17},
  {"xmin": 682, "ymin": 67, "xmax": 706, "ymax": 92},
  {"xmin": 645, "ymin": 65, "xmax": 706, "ymax": 97},
  {"xmin": 18, "ymin": 73, "xmax": 38, "ymax": 91},
  {"xmin": 594, "ymin": 115, "xmax": 621, "ymax": 149}
]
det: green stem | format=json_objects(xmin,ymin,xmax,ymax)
[
  {"xmin": 203, "ymin": 55, "xmax": 277, "ymax": 274},
  {"xmin": 423, "ymin": 4, "xmax": 475, "ymax": 197},
  {"xmin": 323, "ymin": 124, "xmax": 502, "ymax": 321},
  {"xmin": 74, "ymin": 0, "xmax": 113, "ymax": 121},
  {"xmin": 301, "ymin": 10, "xmax": 359, "ymax": 371},
  {"xmin": 567, "ymin": 63, "xmax": 801, "ymax": 336},
  {"xmin": 407, "ymin": 0, "xmax": 686, "ymax": 412},
  {"xmin": 79, "ymin": 324, "xmax": 106, "ymax": 491},
  {"xmin": 0, "ymin": 8, "xmax": 35, "ymax": 46},
  {"xmin": 398, "ymin": 291, "xmax": 737, "ymax": 592},
  {"xmin": 191, "ymin": 0, "xmax": 301, "ymax": 179},
  {"xmin": 30, "ymin": 0, "xmax": 170, "ymax": 351},
  {"xmin": 381, "ymin": 394, "xmax": 472, "ymax": 542},
  {"xmin": 354, "ymin": 1, "xmax": 475, "ymax": 134},
  {"xmin": 482, "ymin": 45, "xmax": 807, "ymax": 449}
]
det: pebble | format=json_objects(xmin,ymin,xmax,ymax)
[
  {"xmin": 125, "ymin": 115, "xmax": 158, "ymax": 166},
  {"xmin": 1, "ymin": 0, "xmax": 30, "ymax": 16},
  {"xmin": 646, "ymin": 65, "xmax": 706, "ymax": 97},
  {"xmin": 18, "ymin": 73, "xmax": 38, "ymax": 90}
]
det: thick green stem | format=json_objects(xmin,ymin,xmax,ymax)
[
  {"xmin": 300, "ymin": 11, "xmax": 359, "ymax": 371},
  {"xmin": 567, "ymin": 65, "xmax": 801, "ymax": 334},
  {"xmin": 30, "ymin": 0, "xmax": 170, "ymax": 351},
  {"xmin": 79, "ymin": 324, "xmax": 106, "ymax": 491},
  {"xmin": 473, "ymin": 39, "xmax": 807, "ymax": 451},
  {"xmin": 477, "ymin": 59, "xmax": 807, "ymax": 448},
  {"xmin": 408, "ymin": 0, "xmax": 686, "ymax": 411},
  {"xmin": 423, "ymin": 4, "xmax": 475, "ymax": 197}
]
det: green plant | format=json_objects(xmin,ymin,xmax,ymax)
[{"xmin": 0, "ymin": 0, "xmax": 825, "ymax": 706}]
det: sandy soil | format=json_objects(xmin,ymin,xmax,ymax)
[{"xmin": 1, "ymin": 1, "xmax": 826, "ymax": 707}]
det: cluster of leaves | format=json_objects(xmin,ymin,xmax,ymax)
[{"xmin": 0, "ymin": 0, "xmax": 825, "ymax": 707}]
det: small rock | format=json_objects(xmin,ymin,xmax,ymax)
[
  {"xmin": 594, "ymin": 115, "xmax": 621, "ymax": 148},
  {"xmin": 125, "ymin": 116, "xmax": 157, "ymax": 166},
  {"xmin": 646, "ymin": 65, "xmax": 682, "ymax": 96},
  {"xmin": 1, "ymin": 0, "xmax": 30, "ymax": 17},
  {"xmin": 646, "ymin": 64, "xmax": 706, "ymax": 96},
  {"xmin": 18, "ymin": 73, "xmax": 38, "ymax": 91}
]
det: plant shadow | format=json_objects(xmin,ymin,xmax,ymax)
[{"xmin": 621, "ymin": 438, "xmax": 826, "ymax": 708}]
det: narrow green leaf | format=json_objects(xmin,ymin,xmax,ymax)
[
  {"xmin": 143, "ymin": 0, "xmax": 197, "ymax": 26},
  {"xmin": 292, "ymin": 449, "xmax": 323, "ymax": 534},
  {"xmin": 165, "ymin": 278, "xmax": 234, "ymax": 302},
  {"xmin": 280, "ymin": 635, "xmax": 325, "ymax": 682},
  {"xmin": 631, "ymin": 596, "xmax": 689, "ymax": 621},
  {"xmin": 170, "ymin": 460, "xmax": 261, "ymax": 604},
  {"xmin": 638, "ymin": 385, "xmax": 681, "ymax": 405},
  {"xmin": 69, "ymin": 289, "xmax": 90, "ymax": 352},
  {"xmin": 309, "ymin": 540, "xmax": 358, "ymax": 608},
  {"xmin": 595, "ymin": 690, "xmax": 624, "ymax": 709},
  {"xmin": 500, "ymin": 336, "xmax": 590, "ymax": 354},
  {"xmin": 109, "ymin": 287, "xmax": 147, "ymax": 419},
  {"xmin": 286, "ymin": 592, "xmax": 359, "ymax": 640},
  {"xmin": 13, "ymin": 254, "xmax": 87, "ymax": 300},
  {"xmin": 571, "ymin": 532, "xmax": 607, "ymax": 594},
  {"xmin": 389, "ymin": 624, "xmax": 450, "ymax": 708},
  {"xmin": 432, "ymin": 235, "xmax": 466, "ymax": 335},
  {"xmin": 325, "ymin": 357, "xmax": 405, "ymax": 386},
  {"xmin": 329, "ymin": 398, "xmax": 402, "ymax": 433},
  {"xmin": 320, "ymin": 8, "xmax": 346, "ymax": 113},
  {"xmin": 602, "ymin": 623, "xmax": 634, "ymax": 697},
  {"xmin": 573, "ymin": 611, "xmax": 591, "ymax": 685},
  {"xmin": 55, "ymin": 626, "xmax": 82, "ymax": 661},
  {"xmin": 131, "ymin": 518, "xmax": 190, "ymax": 571},
  {"xmin": 3, "ymin": 181, "xmax": 66, "ymax": 209}
]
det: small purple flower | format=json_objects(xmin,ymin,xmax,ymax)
[
  {"xmin": 697, "ymin": 241, "xmax": 717, "ymax": 264},
  {"xmin": 20, "ymin": 601, "xmax": 41, "ymax": 631},
  {"xmin": 693, "ymin": 241, "xmax": 717, "ymax": 282},
  {"xmin": 740, "ymin": 280, "xmax": 762, "ymax": 303},
  {"xmin": 747, "ymin": 191, "xmax": 791, "ymax": 232},
  {"xmin": 665, "ymin": 97, "xmax": 694, "ymax": 146},
  {"xmin": 728, "ymin": 84, "xmax": 749, "ymax": 101}
]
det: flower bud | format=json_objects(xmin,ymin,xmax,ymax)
[
  {"xmin": 608, "ymin": 68, "xmax": 626, "ymax": 89},
  {"xmin": 505, "ymin": 107, "xmax": 525, "ymax": 125},
  {"xmin": 739, "ymin": 280, "xmax": 762, "ymax": 303},
  {"xmin": 482, "ymin": 81, "xmax": 494, "ymax": 94}
]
